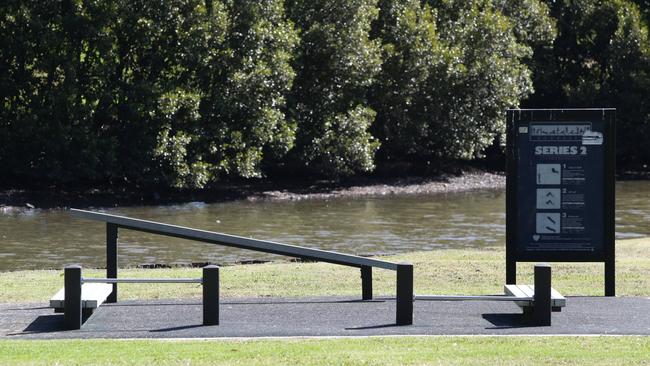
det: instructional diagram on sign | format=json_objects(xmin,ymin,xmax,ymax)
[
  {"xmin": 535, "ymin": 163, "xmax": 563, "ymax": 234},
  {"xmin": 536, "ymin": 213, "xmax": 561, "ymax": 233},
  {"xmin": 536, "ymin": 164, "xmax": 562, "ymax": 185},
  {"xmin": 536, "ymin": 188, "xmax": 561, "ymax": 209}
]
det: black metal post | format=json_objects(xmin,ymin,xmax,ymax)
[
  {"xmin": 505, "ymin": 110, "xmax": 517, "ymax": 286},
  {"xmin": 506, "ymin": 259, "xmax": 516, "ymax": 285},
  {"xmin": 604, "ymin": 110, "xmax": 616, "ymax": 297},
  {"xmin": 605, "ymin": 260, "xmax": 615, "ymax": 297},
  {"xmin": 106, "ymin": 223, "xmax": 118, "ymax": 303},
  {"xmin": 361, "ymin": 266, "xmax": 372, "ymax": 300},
  {"xmin": 533, "ymin": 263, "xmax": 551, "ymax": 326},
  {"xmin": 64, "ymin": 265, "xmax": 82, "ymax": 330},
  {"xmin": 396, "ymin": 263, "xmax": 413, "ymax": 326},
  {"xmin": 203, "ymin": 265, "xmax": 220, "ymax": 326}
]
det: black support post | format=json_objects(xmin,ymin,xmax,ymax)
[
  {"xmin": 203, "ymin": 265, "xmax": 220, "ymax": 326},
  {"xmin": 106, "ymin": 223, "xmax": 118, "ymax": 303},
  {"xmin": 64, "ymin": 265, "xmax": 82, "ymax": 330},
  {"xmin": 533, "ymin": 263, "xmax": 552, "ymax": 326},
  {"xmin": 505, "ymin": 111, "xmax": 517, "ymax": 286},
  {"xmin": 506, "ymin": 258, "xmax": 516, "ymax": 285},
  {"xmin": 604, "ymin": 111, "xmax": 616, "ymax": 297},
  {"xmin": 395, "ymin": 263, "xmax": 413, "ymax": 326},
  {"xmin": 361, "ymin": 266, "xmax": 372, "ymax": 300},
  {"xmin": 605, "ymin": 260, "xmax": 615, "ymax": 297}
]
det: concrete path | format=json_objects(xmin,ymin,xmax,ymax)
[{"xmin": 1, "ymin": 296, "xmax": 649, "ymax": 339}]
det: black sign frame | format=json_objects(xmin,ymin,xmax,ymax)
[{"xmin": 506, "ymin": 109, "xmax": 616, "ymax": 296}]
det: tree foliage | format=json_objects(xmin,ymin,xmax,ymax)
[
  {"xmin": 0, "ymin": 0, "xmax": 298, "ymax": 188},
  {"xmin": 372, "ymin": 0, "xmax": 555, "ymax": 162},
  {"xmin": 527, "ymin": 0, "xmax": 650, "ymax": 167},
  {"xmin": 285, "ymin": 0, "xmax": 382, "ymax": 177},
  {"xmin": 1, "ymin": 0, "xmax": 648, "ymax": 189},
  {"xmin": 189, "ymin": 0, "xmax": 298, "ymax": 185}
]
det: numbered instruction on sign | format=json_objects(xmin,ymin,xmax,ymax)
[{"xmin": 515, "ymin": 121, "xmax": 605, "ymax": 254}]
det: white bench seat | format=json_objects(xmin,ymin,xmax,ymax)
[
  {"xmin": 504, "ymin": 284, "xmax": 566, "ymax": 310},
  {"xmin": 50, "ymin": 283, "xmax": 113, "ymax": 310}
]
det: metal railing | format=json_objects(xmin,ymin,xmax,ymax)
[
  {"xmin": 415, "ymin": 295, "xmax": 533, "ymax": 301},
  {"xmin": 83, "ymin": 278, "xmax": 202, "ymax": 284},
  {"xmin": 70, "ymin": 208, "xmax": 414, "ymax": 326}
]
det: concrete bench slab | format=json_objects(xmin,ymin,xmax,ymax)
[
  {"xmin": 50, "ymin": 283, "xmax": 113, "ymax": 311},
  {"xmin": 504, "ymin": 284, "xmax": 566, "ymax": 311}
]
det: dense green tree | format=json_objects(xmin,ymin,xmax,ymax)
[
  {"xmin": 372, "ymin": 0, "xmax": 555, "ymax": 162},
  {"xmin": 528, "ymin": 0, "xmax": 650, "ymax": 167},
  {"xmin": 100, "ymin": 0, "xmax": 213, "ymax": 187},
  {"xmin": 1, "ymin": 0, "xmax": 648, "ymax": 189},
  {"xmin": 629, "ymin": 0, "xmax": 649, "ymax": 23},
  {"xmin": 191, "ymin": 0, "xmax": 298, "ymax": 185},
  {"xmin": 0, "ymin": 0, "xmax": 298, "ymax": 188},
  {"xmin": 370, "ymin": 0, "xmax": 445, "ymax": 162},
  {"xmin": 286, "ymin": 0, "xmax": 382, "ymax": 177},
  {"xmin": 0, "ymin": 0, "xmax": 215, "ymax": 187},
  {"xmin": 0, "ymin": 0, "xmax": 107, "ymax": 184}
]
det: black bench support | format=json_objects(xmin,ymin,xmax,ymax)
[
  {"xmin": 106, "ymin": 223, "xmax": 118, "ymax": 303},
  {"xmin": 64, "ymin": 265, "xmax": 82, "ymax": 330},
  {"xmin": 203, "ymin": 265, "xmax": 220, "ymax": 326},
  {"xmin": 62, "ymin": 265, "xmax": 220, "ymax": 329},
  {"xmin": 396, "ymin": 263, "xmax": 413, "ymax": 325},
  {"xmin": 361, "ymin": 266, "xmax": 372, "ymax": 300},
  {"xmin": 533, "ymin": 263, "xmax": 551, "ymax": 326}
]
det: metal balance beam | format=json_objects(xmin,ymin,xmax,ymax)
[{"xmin": 70, "ymin": 209, "xmax": 414, "ymax": 326}]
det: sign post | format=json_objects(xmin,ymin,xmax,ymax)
[{"xmin": 506, "ymin": 109, "xmax": 615, "ymax": 296}]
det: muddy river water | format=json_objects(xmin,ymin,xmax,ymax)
[{"xmin": 1, "ymin": 181, "xmax": 648, "ymax": 271}]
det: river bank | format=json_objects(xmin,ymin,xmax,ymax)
[
  {"xmin": 0, "ymin": 169, "xmax": 505, "ymax": 210},
  {"xmin": 4, "ymin": 164, "xmax": 650, "ymax": 210}
]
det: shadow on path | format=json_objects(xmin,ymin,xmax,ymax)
[
  {"xmin": 150, "ymin": 324, "xmax": 205, "ymax": 333},
  {"xmin": 345, "ymin": 323, "xmax": 398, "ymax": 331},
  {"xmin": 6, "ymin": 315, "xmax": 65, "ymax": 336},
  {"xmin": 482, "ymin": 313, "xmax": 537, "ymax": 329}
]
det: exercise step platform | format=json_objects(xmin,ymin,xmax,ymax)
[
  {"xmin": 504, "ymin": 284, "xmax": 566, "ymax": 312},
  {"xmin": 50, "ymin": 283, "xmax": 113, "ymax": 316}
]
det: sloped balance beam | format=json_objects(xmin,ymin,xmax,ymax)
[{"xmin": 69, "ymin": 209, "xmax": 414, "ymax": 326}]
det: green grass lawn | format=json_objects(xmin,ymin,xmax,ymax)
[
  {"xmin": 1, "ymin": 238, "xmax": 648, "ymax": 365},
  {"xmin": 1, "ymin": 337, "xmax": 649, "ymax": 365},
  {"xmin": 1, "ymin": 238, "xmax": 648, "ymax": 303}
]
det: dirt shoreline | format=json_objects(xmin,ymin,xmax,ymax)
[
  {"xmin": 0, "ymin": 170, "xmax": 506, "ymax": 210},
  {"xmin": 254, "ymin": 172, "xmax": 505, "ymax": 201},
  {"xmin": 2, "ymin": 162, "xmax": 648, "ymax": 210}
]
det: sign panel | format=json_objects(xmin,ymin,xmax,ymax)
[
  {"xmin": 506, "ymin": 109, "xmax": 615, "ymax": 295},
  {"xmin": 517, "ymin": 120, "xmax": 605, "ymax": 257}
]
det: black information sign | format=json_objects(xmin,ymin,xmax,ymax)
[{"xmin": 506, "ymin": 109, "xmax": 615, "ymax": 296}]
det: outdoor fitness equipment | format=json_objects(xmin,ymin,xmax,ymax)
[
  {"xmin": 52, "ymin": 265, "xmax": 219, "ymax": 330},
  {"xmin": 51, "ymin": 209, "xmax": 565, "ymax": 330}
]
